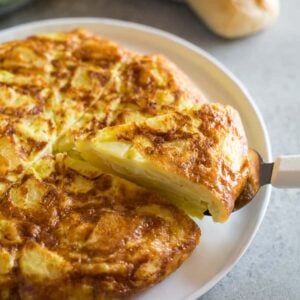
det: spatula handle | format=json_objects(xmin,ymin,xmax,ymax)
[{"xmin": 271, "ymin": 155, "xmax": 300, "ymax": 188}]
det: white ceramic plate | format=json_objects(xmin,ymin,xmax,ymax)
[{"xmin": 0, "ymin": 18, "xmax": 272, "ymax": 300}]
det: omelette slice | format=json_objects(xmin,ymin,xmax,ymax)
[
  {"xmin": 76, "ymin": 103, "xmax": 250, "ymax": 222},
  {"xmin": 0, "ymin": 154, "xmax": 200, "ymax": 299}
]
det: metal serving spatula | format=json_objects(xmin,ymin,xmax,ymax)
[{"xmin": 206, "ymin": 149, "xmax": 300, "ymax": 215}]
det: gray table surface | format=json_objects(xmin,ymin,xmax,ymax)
[{"xmin": 0, "ymin": 0, "xmax": 299, "ymax": 299}]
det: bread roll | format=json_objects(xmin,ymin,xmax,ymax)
[{"xmin": 187, "ymin": 0, "xmax": 280, "ymax": 38}]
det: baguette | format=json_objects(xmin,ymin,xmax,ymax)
[{"xmin": 188, "ymin": 0, "xmax": 280, "ymax": 38}]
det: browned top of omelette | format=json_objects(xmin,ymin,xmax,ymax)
[
  {"xmin": 0, "ymin": 154, "xmax": 200, "ymax": 299},
  {"xmin": 54, "ymin": 46, "xmax": 206, "ymax": 153},
  {"xmin": 0, "ymin": 28, "xmax": 204, "ymax": 189}
]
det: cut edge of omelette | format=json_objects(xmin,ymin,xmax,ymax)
[{"xmin": 76, "ymin": 103, "xmax": 250, "ymax": 223}]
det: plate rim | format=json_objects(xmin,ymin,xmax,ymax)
[{"xmin": 0, "ymin": 17, "xmax": 272, "ymax": 299}]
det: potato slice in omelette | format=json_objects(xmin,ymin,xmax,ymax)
[
  {"xmin": 77, "ymin": 103, "xmax": 250, "ymax": 222},
  {"xmin": 0, "ymin": 154, "xmax": 200, "ymax": 299}
]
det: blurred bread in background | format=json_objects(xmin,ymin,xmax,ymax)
[{"xmin": 187, "ymin": 0, "xmax": 280, "ymax": 39}]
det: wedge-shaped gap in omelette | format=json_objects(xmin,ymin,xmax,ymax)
[{"xmin": 76, "ymin": 103, "xmax": 250, "ymax": 222}]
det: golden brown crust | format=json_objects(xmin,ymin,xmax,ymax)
[
  {"xmin": 54, "ymin": 52, "xmax": 206, "ymax": 152},
  {"xmin": 0, "ymin": 154, "xmax": 200, "ymax": 298},
  {"xmin": 112, "ymin": 54, "xmax": 206, "ymax": 119}
]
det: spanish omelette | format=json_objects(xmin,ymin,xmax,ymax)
[{"xmin": 0, "ymin": 29, "xmax": 204, "ymax": 299}]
